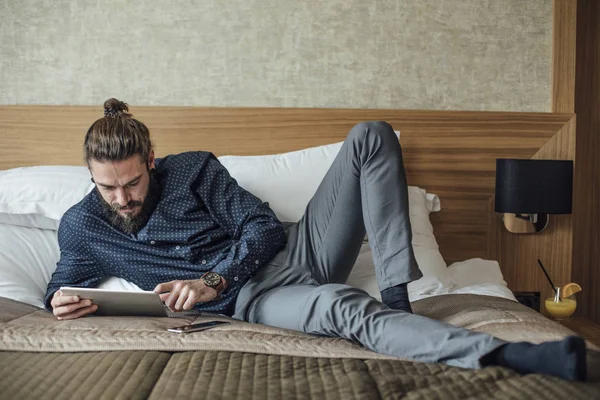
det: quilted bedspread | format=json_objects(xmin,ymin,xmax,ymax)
[{"xmin": 1, "ymin": 294, "xmax": 599, "ymax": 399}]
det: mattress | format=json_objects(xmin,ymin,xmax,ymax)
[
  {"xmin": 0, "ymin": 292, "xmax": 587, "ymax": 354},
  {"xmin": 1, "ymin": 294, "xmax": 599, "ymax": 399}
]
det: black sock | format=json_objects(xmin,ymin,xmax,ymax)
[
  {"xmin": 481, "ymin": 336, "xmax": 587, "ymax": 381},
  {"xmin": 381, "ymin": 283, "xmax": 412, "ymax": 313}
]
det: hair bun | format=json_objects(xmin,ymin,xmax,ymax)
[{"xmin": 103, "ymin": 98, "xmax": 131, "ymax": 118}]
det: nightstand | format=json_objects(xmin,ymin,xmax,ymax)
[{"xmin": 557, "ymin": 317, "xmax": 600, "ymax": 346}]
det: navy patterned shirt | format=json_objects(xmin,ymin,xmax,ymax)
[{"xmin": 44, "ymin": 151, "xmax": 287, "ymax": 315}]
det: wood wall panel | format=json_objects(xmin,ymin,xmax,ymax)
[
  {"xmin": 552, "ymin": 0, "xmax": 577, "ymax": 113},
  {"xmin": 572, "ymin": 0, "xmax": 600, "ymax": 323},
  {"xmin": 491, "ymin": 117, "xmax": 576, "ymax": 313},
  {"xmin": 0, "ymin": 107, "xmax": 571, "ymax": 270}
]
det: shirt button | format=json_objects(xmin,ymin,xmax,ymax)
[
  {"xmin": 234, "ymin": 277, "xmax": 239, "ymax": 282},
  {"xmin": 175, "ymin": 246, "xmax": 181, "ymax": 250},
  {"xmin": 201, "ymin": 260, "xmax": 207, "ymax": 264},
  {"xmin": 150, "ymin": 240, "xmax": 156, "ymax": 245},
  {"xmin": 255, "ymin": 260, "xmax": 259, "ymax": 265}
]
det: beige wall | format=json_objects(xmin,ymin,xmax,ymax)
[{"xmin": 1, "ymin": 0, "xmax": 552, "ymax": 111}]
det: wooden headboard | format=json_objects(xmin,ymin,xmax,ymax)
[{"xmin": 0, "ymin": 106, "xmax": 575, "ymax": 305}]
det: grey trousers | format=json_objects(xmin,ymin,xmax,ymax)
[{"xmin": 233, "ymin": 121, "xmax": 505, "ymax": 369}]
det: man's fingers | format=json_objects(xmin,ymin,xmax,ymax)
[
  {"xmin": 158, "ymin": 293, "xmax": 170, "ymax": 302},
  {"xmin": 183, "ymin": 293, "xmax": 198, "ymax": 310},
  {"xmin": 57, "ymin": 296, "xmax": 80, "ymax": 306},
  {"xmin": 156, "ymin": 280, "xmax": 216, "ymax": 311},
  {"xmin": 53, "ymin": 299, "xmax": 92, "ymax": 318},
  {"xmin": 154, "ymin": 281, "xmax": 175, "ymax": 293},
  {"xmin": 64, "ymin": 304, "xmax": 98, "ymax": 320},
  {"xmin": 156, "ymin": 281, "xmax": 178, "ymax": 303},
  {"xmin": 165, "ymin": 286, "xmax": 182, "ymax": 311},
  {"xmin": 53, "ymin": 300, "xmax": 86, "ymax": 316},
  {"xmin": 54, "ymin": 300, "xmax": 95, "ymax": 319},
  {"xmin": 51, "ymin": 295, "xmax": 80, "ymax": 308},
  {"xmin": 57, "ymin": 304, "xmax": 98, "ymax": 320},
  {"xmin": 174, "ymin": 286, "xmax": 190, "ymax": 311}
]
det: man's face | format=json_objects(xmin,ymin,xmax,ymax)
[{"xmin": 89, "ymin": 152, "xmax": 156, "ymax": 232}]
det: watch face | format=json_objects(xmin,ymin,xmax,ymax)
[{"xmin": 203, "ymin": 272, "xmax": 221, "ymax": 288}]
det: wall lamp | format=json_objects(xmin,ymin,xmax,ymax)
[{"xmin": 495, "ymin": 159, "xmax": 573, "ymax": 234}]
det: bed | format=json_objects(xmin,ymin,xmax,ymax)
[{"xmin": 0, "ymin": 106, "xmax": 598, "ymax": 399}]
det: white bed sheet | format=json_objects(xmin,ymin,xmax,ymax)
[
  {"xmin": 447, "ymin": 283, "xmax": 517, "ymax": 301},
  {"xmin": 346, "ymin": 245, "xmax": 517, "ymax": 303}
]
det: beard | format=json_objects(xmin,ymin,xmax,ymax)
[{"xmin": 98, "ymin": 171, "xmax": 161, "ymax": 234}]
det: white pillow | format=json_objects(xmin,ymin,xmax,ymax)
[
  {"xmin": 0, "ymin": 224, "xmax": 59, "ymax": 308},
  {"xmin": 447, "ymin": 258, "xmax": 507, "ymax": 289},
  {"xmin": 445, "ymin": 258, "xmax": 516, "ymax": 302},
  {"xmin": 0, "ymin": 166, "xmax": 94, "ymax": 230},
  {"xmin": 0, "ymin": 223, "xmax": 148, "ymax": 308},
  {"xmin": 219, "ymin": 142, "xmax": 343, "ymax": 222}
]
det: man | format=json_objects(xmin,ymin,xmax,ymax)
[{"xmin": 46, "ymin": 98, "xmax": 587, "ymax": 381}]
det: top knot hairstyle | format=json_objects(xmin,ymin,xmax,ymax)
[
  {"xmin": 84, "ymin": 98, "xmax": 154, "ymax": 166},
  {"xmin": 103, "ymin": 98, "xmax": 130, "ymax": 117}
]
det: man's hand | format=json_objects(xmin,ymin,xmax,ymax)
[
  {"xmin": 51, "ymin": 290, "xmax": 98, "ymax": 320},
  {"xmin": 154, "ymin": 279, "xmax": 218, "ymax": 312}
]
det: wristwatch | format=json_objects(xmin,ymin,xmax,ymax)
[{"xmin": 201, "ymin": 271, "xmax": 225, "ymax": 295}]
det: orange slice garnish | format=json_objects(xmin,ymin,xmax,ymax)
[{"xmin": 561, "ymin": 282, "xmax": 582, "ymax": 299}]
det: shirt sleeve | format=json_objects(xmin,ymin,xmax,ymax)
[
  {"xmin": 44, "ymin": 218, "xmax": 105, "ymax": 311},
  {"xmin": 194, "ymin": 154, "xmax": 287, "ymax": 289}
]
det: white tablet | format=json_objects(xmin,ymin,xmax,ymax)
[{"xmin": 59, "ymin": 286, "xmax": 191, "ymax": 317}]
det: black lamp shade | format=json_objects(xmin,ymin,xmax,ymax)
[{"xmin": 495, "ymin": 159, "xmax": 573, "ymax": 214}]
